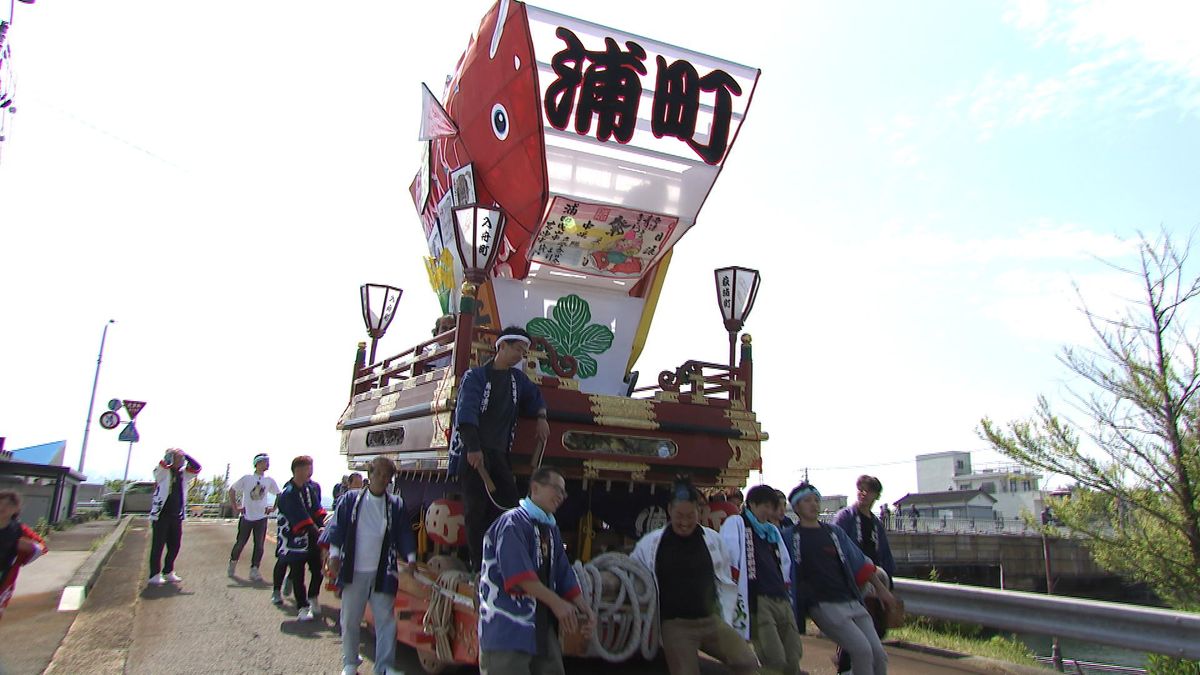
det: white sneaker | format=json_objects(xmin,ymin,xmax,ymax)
[
  {"xmin": 227, "ymin": 561, "xmax": 237, "ymax": 577},
  {"xmin": 341, "ymin": 667, "xmax": 357, "ymax": 675},
  {"xmin": 297, "ymin": 606, "xmax": 314, "ymax": 622},
  {"xmin": 164, "ymin": 572, "xmax": 183, "ymax": 583},
  {"xmin": 147, "ymin": 574, "xmax": 165, "ymax": 586},
  {"xmin": 307, "ymin": 598, "xmax": 320, "ymax": 617},
  {"xmin": 270, "ymin": 591, "xmax": 283, "ymax": 605},
  {"xmin": 248, "ymin": 567, "xmax": 263, "ymax": 582}
]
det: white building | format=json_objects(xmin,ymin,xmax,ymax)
[
  {"xmin": 915, "ymin": 451, "xmax": 1045, "ymax": 520},
  {"xmin": 820, "ymin": 494, "xmax": 848, "ymax": 514}
]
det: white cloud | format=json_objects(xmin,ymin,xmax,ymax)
[{"xmin": 951, "ymin": 0, "xmax": 1200, "ymax": 137}]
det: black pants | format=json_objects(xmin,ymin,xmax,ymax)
[
  {"xmin": 229, "ymin": 517, "xmax": 268, "ymax": 567},
  {"xmin": 273, "ymin": 557, "xmax": 289, "ymax": 591},
  {"xmin": 274, "ymin": 550, "xmax": 322, "ymax": 608},
  {"xmin": 149, "ymin": 516, "xmax": 183, "ymax": 577},
  {"xmin": 461, "ymin": 450, "xmax": 519, "ymax": 572}
]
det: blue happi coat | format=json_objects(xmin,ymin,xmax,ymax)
[
  {"xmin": 324, "ymin": 489, "xmax": 416, "ymax": 594},
  {"xmin": 478, "ymin": 507, "xmax": 580, "ymax": 655},
  {"xmin": 782, "ymin": 522, "xmax": 877, "ymax": 628},
  {"xmin": 447, "ymin": 361, "xmax": 545, "ymax": 477},
  {"xmin": 275, "ymin": 480, "xmax": 325, "ymax": 562}
]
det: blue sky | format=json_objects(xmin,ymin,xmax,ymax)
[{"xmin": 1, "ymin": 0, "xmax": 1197, "ymax": 507}]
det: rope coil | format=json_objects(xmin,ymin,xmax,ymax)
[
  {"xmin": 422, "ymin": 569, "xmax": 473, "ymax": 663},
  {"xmin": 572, "ymin": 552, "xmax": 659, "ymax": 662}
]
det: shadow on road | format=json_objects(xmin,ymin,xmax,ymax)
[
  {"xmin": 138, "ymin": 585, "xmax": 194, "ymax": 600},
  {"xmin": 225, "ymin": 579, "xmax": 272, "ymax": 590},
  {"xmin": 279, "ymin": 616, "xmax": 338, "ymax": 638}
]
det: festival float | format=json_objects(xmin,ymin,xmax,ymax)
[{"xmin": 336, "ymin": 1, "xmax": 763, "ymax": 670}]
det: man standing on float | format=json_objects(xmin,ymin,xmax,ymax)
[{"xmin": 449, "ymin": 326, "xmax": 549, "ymax": 572}]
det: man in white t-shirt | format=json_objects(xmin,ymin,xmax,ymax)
[{"xmin": 227, "ymin": 453, "xmax": 281, "ymax": 581}]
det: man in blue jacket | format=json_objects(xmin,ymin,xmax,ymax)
[
  {"xmin": 273, "ymin": 455, "xmax": 326, "ymax": 620},
  {"xmin": 786, "ymin": 482, "xmax": 896, "ymax": 675},
  {"xmin": 833, "ymin": 475, "xmax": 897, "ymax": 673},
  {"xmin": 478, "ymin": 467, "xmax": 594, "ymax": 674},
  {"xmin": 326, "ymin": 456, "xmax": 416, "ymax": 675},
  {"xmin": 448, "ymin": 326, "xmax": 549, "ymax": 572}
]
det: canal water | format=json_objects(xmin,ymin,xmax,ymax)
[{"xmin": 1016, "ymin": 633, "xmax": 1148, "ymax": 670}]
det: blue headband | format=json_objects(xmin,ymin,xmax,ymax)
[
  {"xmin": 253, "ymin": 453, "xmax": 269, "ymax": 466},
  {"xmin": 789, "ymin": 484, "xmax": 820, "ymax": 508}
]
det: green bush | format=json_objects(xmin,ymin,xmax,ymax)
[
  {"xmin": 33, "ymin": 517, "xmax": 50, "ymax": 537},
  {"xmin": 1148, "ymin": 655, "xmax": 1200, "ymax": 675}
]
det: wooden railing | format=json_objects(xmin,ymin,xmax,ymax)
[
  {"xmin": 349, "ymin": 325, "xmax": 753, "ymax": 409},
  {"xmin": 632, "ymin": 359, "xmax": 746, "ymax": 404},
  {"xmin": 352, "ymin": 329, "xmax": 456, "ymax": 397},
  {"xmin": 351, "ymin": 327, "xmax": 580, "ymax": 399}
]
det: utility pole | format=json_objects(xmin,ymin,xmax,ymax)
[{"xmin": 78, "ymin": 319, "xmax": 115, "ymax": 473}]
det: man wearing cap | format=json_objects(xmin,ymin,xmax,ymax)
[
  {"xmin": 785, "ymin": 482, "xmax": 896, "ymax": 675},
  {"xmin": 449, "ymin": 325, "xmax": 549, "ymax": 572},
  {"xmin": 227, "ymin": 453, "xmax": 281, "ymax": 581}
]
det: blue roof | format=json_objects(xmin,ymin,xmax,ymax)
[{"xmin": 11, "ymin": 441, "xmax": 68, "ymax": 466}]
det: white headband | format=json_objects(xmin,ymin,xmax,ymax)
[{"xmin": 495, "ymin": 334, "xmax": 531, "ymax": 349}]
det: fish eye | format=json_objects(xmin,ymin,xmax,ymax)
[{"xmin": 491, "ymin": 103, "xmax": 510, "ymax": 141}]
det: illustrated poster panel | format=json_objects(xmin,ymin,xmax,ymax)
[{"xmin": 530, "ymin": 196, "xmax": 678, "ymax": 281}]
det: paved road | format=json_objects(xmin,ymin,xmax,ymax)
[
  {"xmin": 30, "ymin": 519, "xmax": 1038, "ymax": 674},
  {"xmin": 0, "ymin": 518, "xmax": 120, "ymax": 675}
]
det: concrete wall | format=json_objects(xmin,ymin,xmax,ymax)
[{"xmin": 889, "ymin": 531, "xmax": 1111, "ymax": 592}]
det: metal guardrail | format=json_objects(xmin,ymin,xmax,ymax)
[
  {"xmin": 186, "ymin": 503, "xmax": 225, "ymax": 518},
  {"xmin": 894, "ymin": 578, "xmax": 1200, "ymax": 661},
  {"xmin": 1034, "ymin": 656, "xmax": 1146, "ymax": 674}
]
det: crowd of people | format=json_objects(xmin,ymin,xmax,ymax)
[
  {"xmin": 2, "ymin": 325, "xmax": 904, "ymax": 674},
  {"xmin": 137, "ymin": 445, "xmax": 415, "ymax": 675}
]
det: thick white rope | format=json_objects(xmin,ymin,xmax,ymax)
[
  {"xmin": 422, "ymin": 569, "xmax": 474, "ymax": 663},
  {"xmin": 572, "ymin": 552, "xmax": 659, "ymax": 662}
]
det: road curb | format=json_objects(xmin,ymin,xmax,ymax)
[
  {"xmin": 57, "ymin": 515, "xmax": 134, "ymax": 611},
  {"xmin": 887, "ymin": 640, "xmax": 1051, "ymax": 673}
]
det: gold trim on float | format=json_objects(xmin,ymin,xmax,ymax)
[
  {"xmin": 724, "ymin": 413, "xmax": 763, "ymax": 439},
  {"xmin": 431, "ymin": 412, "xmax": 452, "ymax": 448},
  {"xmin": 375, "ymin": 392, "xmax": 402, "ymax": 414},
  {"xmin": 582, "ymin": 459, "xmax": 650, "ymax": 481},
  {"xmin": 723, "ymin": 408, "xmax": 757, "ymax": 422},
  {"xmin": 339, "ymin": 431, "xmax": 351, "ymax": 455},
  {"xmin": 726, "ymin": 439, "xmax": 760, "ymax": 470},
  {"xmin": 653, "ymin": 390, "xmax": 679, "ymax": 403},
  {"xmin": 593, "ymin": 416, "xmax": 661, "ymax": 431},
  {"xmin": 432, "ymin": 372, "xmax": 455, "ymax": 410},
  {"xmin": 589, "ymin": 395, "xmax": 656, "ymax": 421}
]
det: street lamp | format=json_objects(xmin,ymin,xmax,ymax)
[
  {"xmin": 452, "ymin": 202, "xmax": 508, "ymax": 285},
  {"xmin": 714, "ymin": 266, "xmax": 761, "ymax": 369},
  {"xmin": 78, "ymin": 319, "xmax": 115, "ymax": 473},
  {"xmin": 360, "ymin": 283, "xmax": 403, "ymax": 363}
]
